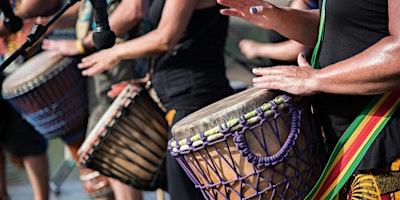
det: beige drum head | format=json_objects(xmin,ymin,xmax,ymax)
[
  {"xmin": 2, "ymin": 50, "xmax": 65, "ymax": 97},
  {"xmin": 171, "ymin": 87, "xmax": 279, "ymax": 140}
]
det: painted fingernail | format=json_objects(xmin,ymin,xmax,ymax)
[
  {"xmin": 300, "ymin": 52, "xmax": 305, "ymax": 58},
  {"xmin": 253, "ymin": 83, "xmax": 259, "ymax": 87},
  {"xmin": 250, "ymin": 7, "xmax": 258, "ymax": 14},
  {"xmin": 252, "ymin": 67, "xmax": 259, "ymax": 72}
]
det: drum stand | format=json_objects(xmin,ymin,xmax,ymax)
[{"xmin": 49, "ymin": 146, "xmax": 75, "ymax": 195}]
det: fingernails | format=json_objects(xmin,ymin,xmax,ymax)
[
  {"xmin": 250, "ymin": 7, "xmax": 259, "ymax": 14},
  {"xmin": 252, "ymin": 67, "xmax": 259, "ymax": 72},
  {"xmin": 300, "ymin": 52, "xmax": 305, "ymax": 58}
]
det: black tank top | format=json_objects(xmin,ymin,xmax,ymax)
[
  {"xmin": 148, "ymin": 0, "xmax": 234, "ymax": 110},
  {"xmin": 314, "ymin": 0, "xmax": 400, "ymax": 170}
]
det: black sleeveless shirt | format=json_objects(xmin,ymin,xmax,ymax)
[
  {"xmin": 148, "ymin": 0, "xmax": 234, "ymax": 110},
  {"xmin": 314, "ymin": 0, "xmax": 400, "ymax": 170}
]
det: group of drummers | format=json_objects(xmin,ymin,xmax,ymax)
[{"xmin": 1, "ymin": 0, "xmax": 400, "ymax": 199}]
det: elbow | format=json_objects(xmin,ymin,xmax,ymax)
[
  {"xmin": 125, "ymin": 11, "xmax": 145, "ymax": 25},
  {"xmin": 125, "ymin": 4, "xmax": 147, "ymax": 24},
  {"xmin": 154, "ymin": 30, "xmax": 180, "ymax": 51},
  {"xmin": 158, "ymin": 38, "xmax": 177, "ymax": 52}
]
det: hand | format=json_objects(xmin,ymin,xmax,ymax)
[
  {"xmin": 78, "ymin": 48, "xmax": 120, "ymax": 76},
  {"xmin": 217, "ymin": 0, "xmax": 279, "ymax": 30},
  {"xmin": 41, "ymin": 39, "xmax": 80, "ymax": 57},
  {"xmin": 252, "ymin": 53, "xmax": 317, "ymax": 96},
  {"xmin": 107, "ymin": 74, "xmax": 150, "ymax": 98},
  {"xmin": 239, "ymin": 39, "xmax": 262, "ymax": 59},
  {"xmin": 107, "ymin": 81, "xmax": 131, "ymax": 98}
]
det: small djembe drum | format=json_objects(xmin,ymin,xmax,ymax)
[
  {"xmin": 79, "ymin": 84, "xmax": 168, "ymax": 191},
  {"xmin": 169, "ymin": 87, "xmax": 327, "ymax": 199},
  {"xmin": 1, "ymin": 50, "xmax": 88, "ymax": 144}
]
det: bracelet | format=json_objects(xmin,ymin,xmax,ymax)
[
  {"xmin": 76, "ymin": 39, "xmax": 86, "ymax": 54},
  {"xmin": 76, "ymin": 39, "xmax": 95, "ymax": 54}
]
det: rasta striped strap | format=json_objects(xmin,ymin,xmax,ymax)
[{"xmin": 306, "ymin": 91, "xmax": 400, "ymax": 200}]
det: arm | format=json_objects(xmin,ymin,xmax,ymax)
[
  {"xmin": 82, "ymin": 0, "xmax": 148, "ymax": 49},
  {"xmin": 239, "ymin": 39, "xmax": 310, "ymax": 61},
  {"xmin": 311, "ymin": 0, "xmax": 400, "ymax": 95},
  {"xmin": 217, "ymin": 0, "xmax": 320, "ymax": 47},
  {"xmin": 78, "ymin": 0, "xmax": 199, "ymax": 76},
  {"xmin": 36, "ymin": 1, "xmax": 82, "ymax": 31},
  {"xmin": 239, "ymin": 0, "xmax": 313, "ymax": 61},
  {"xmin": 14, "ymin": 0, "xmax": 61, "ymax": 18},
  {"xmin": 41, "ymin": 0, "xmax": 147, "ymax": 57},
  {"xmin": 252, "ymin": 0, "xmax": 400, "ymax": 96}
]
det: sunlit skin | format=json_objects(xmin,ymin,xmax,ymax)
[
  {"xmin": 218, "ymin": 0, "xmax": 400, "ymax": 96},
  {"xmin": 238, "ymin": 0, "xmax": 313, "ymax": 62},
  {"xmin": 107, "ymin": 74, "xmax": 149, "ymax": 98},
  {"xmin": 41, "ymin": 0, "xmax": 146, "ymax": 57},
  {"xmin": 77, "ymin": 0, "xmax": 216, "ymax": 76}
]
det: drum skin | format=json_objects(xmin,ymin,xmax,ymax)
[
  {"xmin": 1, "ymin": 50, "xmax": 88, "ymax": 141},
  {"xmin": 169, "ymin": 87, "xmax": 327, "ymax": 199},
  {"xmin": 79, "ymin": 84, "xmax": 168, "ymax": 191}
]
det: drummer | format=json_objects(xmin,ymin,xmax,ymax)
[
  {"xmin": 39, "ymin": 0, "xmax": 148, "ymax": 199},
  {"xmin": 0, "ymin": 1, "xmax": 62, "ymax": 200},
  {"xmin": 218, "ymin": 0, "xmax": 400, "ymax": 198},
  {"xmin": 76, "ymin": 0, "xmax": 235, "ymax": 199}
]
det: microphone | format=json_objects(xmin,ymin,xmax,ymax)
[
  {"xmin": 0, "ymin": 0, "xmax": 23, "ymax": 33},
  {"xmin": 89, "ymin": 0, "xmax": 116, "ymax": 50}
]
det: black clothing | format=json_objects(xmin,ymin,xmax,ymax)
[
  {"xmin": 314, "ymin": 0, "xmax": 399, "ymax": 171},
  {"xmin": 149, "ymin": 0, "xmax": 234, "ymax": 111},
  {"xmin": 0, "ymin": 75, "xmax": 47, "ymax": 157},
  {"xmin": 148, "ymin": 0, "xmax": 234, "ymax": 199}
]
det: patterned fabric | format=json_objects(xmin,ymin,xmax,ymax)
[
  {"xmin": 0, "ymin": 0, "xmax": 37, "ymax": 72},
  {"xmin": 337, "ymin": 158, "xmax": 400, "ymax": 199}
]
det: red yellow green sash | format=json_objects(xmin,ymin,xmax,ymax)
[
  {"xmin": 308, "ymin": 0, "xmax": 400, "ymax": 198},
  {"xmin": 305, "ymin": 91, "xmax": 400, "ymax": 199}
]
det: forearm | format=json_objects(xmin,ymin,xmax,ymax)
[
  {"xmin": 14, "ymin": 0, "xmax": 61, "ymax": 18},
  {"xmin": 82, "ymin": 0, "xmax": 146, "ymax": 50},
  {"xmin": 314, "ymin": 36, "xmax": 400, "ymax": 95},
  {"xmin": 256, "ymin": 40, "xmax": 309, "ymax": 61},
  {"xmin": 108, "ymin": 0, "xmax": 146, "ymax": 37},
  {"xmin": 49, "ymin": 2, "xmax": 81, "ymax": 30},
  {"xmin": 270, "ymin": 7, "xmax": 320, "ymax": 47},
  {"xmin": 113, "ymin": 29, "xmax": 173, "ymax": 61}
]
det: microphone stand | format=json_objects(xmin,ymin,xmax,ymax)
[{"xmin": 0, "ymin": 0, "xmax": 81, "ymax": 73}]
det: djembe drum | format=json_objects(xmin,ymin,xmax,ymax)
[
  {"xmin": 79, "ymin": 84, "xmax": 168, "ymax": 191},
  {"xmin": 1, "ymin": 50, "xmax": 88, "ymax": 144},
  {"xmin": 169, "ymin": 87, "xmax": 327, "ymax": 199}
]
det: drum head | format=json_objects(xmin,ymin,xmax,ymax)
[
  {"xmin": 171, "ymin": 87, "xmax": 279, "ymax": 140},
  {"xmin": 2, "ymin": 50, "xmax": 64, "ymax": 96}
]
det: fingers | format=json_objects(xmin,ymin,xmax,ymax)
[
  {"xmin": 219, "ymin": 8, "xmax": 243, "ymax": 18},
  {"xmin": 107, "ymin": 81, "xmax": 129, "ymax": 98},
  {"xmin": 41, "ymin": 39, "xmax": 53, "ymax": 51},
  {"xmin": 297, "ymin": 52, "xmax": 311, "ymax": 67},
  {"xmin": 252, "ymin": 68, "xmax": 283, "ymax": 90},
  {"xmin": 77, "ymin": 56, "xmax": 95, "ymax": 70},
  {"xmin": 78, "ymin": 58, "xmax": 98, "ymax": 76}
]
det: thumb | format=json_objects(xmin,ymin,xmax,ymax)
[{"xmin": 297, "ymin": 52, "xmax": 311, "ymax": 67}]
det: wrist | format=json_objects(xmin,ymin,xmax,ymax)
[{"xmin": 76, "ymin": 39, "xmax": 95, "ymax": 54}]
